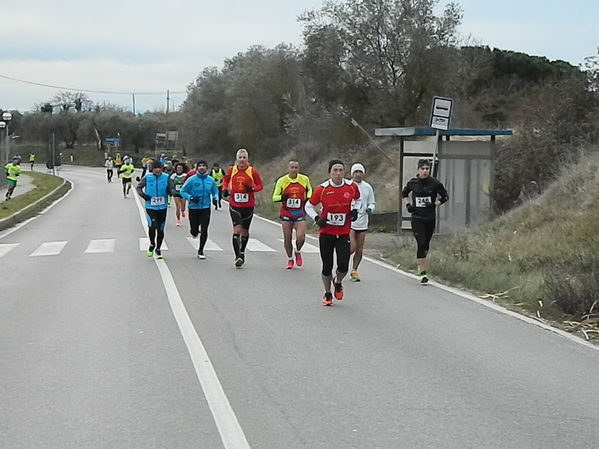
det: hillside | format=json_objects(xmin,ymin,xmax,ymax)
[{"xmin": 384, "ymin": 149, "xmax": 599, "ymax": 339}]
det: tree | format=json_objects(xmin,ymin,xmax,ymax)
[{"xmin": 299, "ymin": 0, "xmax": 463, "ymax": 126}]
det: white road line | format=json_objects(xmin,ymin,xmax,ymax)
[
  {"xmin": 139, "ymin": 237, "xmax": 168, "ymax": 251},
  {"xmin": 245, "ymin": 238, "xmax": 276, "ymax": 252},
  {"xmin": 277, "ymin": 239, "xmax": 320, "ymax": 253},
  {"xmin": 0, "ymin": 243, "xmax": 19, "ymax": 258},
  {"xmin": 132, "ymin": 191, "xmax": 251, "ymax": 449},
  {"xmin": 85, "ymin": 239, "xmax": 116, "ymax": 253},
  {"xmin": 253, "ymin": 214, "xmax": 599, "ymax": 352},
  {"xmin": 30, "ymin": 241, "xmax": 68, "ymax": 257},
  {"xmin": 186, "ymin": 237, "xmax": 224, "ymax": 251}
]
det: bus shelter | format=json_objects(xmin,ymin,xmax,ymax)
[{"xmin": 374, "ymin": 127, "xmax": 513, "ymax": 234}]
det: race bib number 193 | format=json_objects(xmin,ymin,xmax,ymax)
[
  {"xmin": 327, "ymin": 212, "xmax": 346, "ymax": 226},
  {"xmin": 234, "ymin": 193, "xmax": 249, "ymax": 203}
]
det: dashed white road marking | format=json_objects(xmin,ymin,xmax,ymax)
[
  {"xmin": 186, "ymin": 237, "xmax": 224, "ymax": 251},
  {"xmin": 139, "ymin": 237, "xmax": 168, "ymax": 251},
  {"xmin": 0, "ymin": 243, "xmax": 19, "ymax": 258},
  {"xmin": 30, "ymin": 241, "xmax": 68, "ymax": 257},
  {"xmin": 245, "ymin": 238, "xmax": 276, "ymax": 252},
  {"xmin": 277, "ymin": 239, "xmax": 320, "ymax": 253},
  {"xmin": 85, "ymin": 239, "xmax": 116, "ymax": 253}
]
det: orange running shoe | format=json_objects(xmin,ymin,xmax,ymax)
[
  {"xmin": 295, "ymin": 252, "xmax": 303, "ymax": 267},
  {"xmin": 333, "ymin": 282, "xmax": 344, "ymax": 300},
  {"xmin": 285, "ymin": 260, "xmax": 294, "ymax": 270},
  {"xmin": 322, "ymin": 292, "xmax": 333, "ymax": 306}
]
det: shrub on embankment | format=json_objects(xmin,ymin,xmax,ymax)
[{"xmin": 385, "ymin": 149, "xmax": 599, "ymax": 323}]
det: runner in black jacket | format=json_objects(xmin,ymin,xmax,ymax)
[{"xmin": 402, "ymin": 159, "xmax": 449, "ymax": 283}]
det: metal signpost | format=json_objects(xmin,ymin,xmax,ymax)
[{"xmin": 429, "ymin": 97, "xmax": 453, "ymax": 174}]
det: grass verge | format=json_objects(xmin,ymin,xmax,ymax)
[
  {"xmin": 382, "ymin": 153, "xmax": 599, "ymax": 341},
  {"xmin": 0, "ymin": 172, "xmax": 64, "ymax": 219}
]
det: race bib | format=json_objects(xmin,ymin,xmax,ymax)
[
  {"xmin": 415, "ymin": 196, "xmax": 432, "ymax": 207},
  {"xmin": 234, "ymin": 193, "xmax": 249, "ymax": 203},
  {"xmin": 286, "ymin": 198, "xmax": 301, "ymax": 209},
  {"xmin": 175, "ymin": 184, "xmax": 182, "ymax": 191},
  {"xmin": 327, "ymin": 212, "xmax": 346, "ymax": 226},
  {"xmin": 151, "ymin": 197, "xmax": 165, "ymax": 206}
]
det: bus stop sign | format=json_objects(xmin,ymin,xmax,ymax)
[{"xmin": 430, "ymin": 97, "xmax": 453, "ymax": 131}]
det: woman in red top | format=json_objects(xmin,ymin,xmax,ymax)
[
  {"xmin": 222, "ymin": 148, "xmax": 264, "ymax": 268},
  {"xmin": 305, "ymin": 159, "xmax": 360, "ymax": 306}
]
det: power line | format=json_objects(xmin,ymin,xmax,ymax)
[{"xmin": 0, "ymin": 73, "xmax": 186, "ymax": 96}]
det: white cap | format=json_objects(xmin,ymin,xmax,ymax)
[{"xmin": 351, "ymin": 163, "xmax": 365, "ymax": 175}]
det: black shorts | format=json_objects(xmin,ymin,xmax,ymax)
[
  {"xmin": 122, "ymin": 177, "xmax": 132, "ymax": 184},
  {"xmin": 229, "ymin": 206, "xmax": 254, "ymax": 230},
  {"xmin": 351, "ymin": 228, "xmax": 367, "ymax": 234}
]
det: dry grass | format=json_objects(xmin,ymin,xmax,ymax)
[{"xmin": 384, "ymin": 151, "xmax": 599, "ymax": 335}]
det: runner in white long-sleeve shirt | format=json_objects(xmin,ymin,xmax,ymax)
[{"xmin": 349, "ymin": 163, "xmax": 376, "ymax": 282}]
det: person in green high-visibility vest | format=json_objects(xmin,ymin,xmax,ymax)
[
  {"xmin": 118, "ymin": 157, "xmax": 135, "ymax": 198},
  {"xmin": 210, "ymin": 162, "xmax": 225, "ymax": 209},
  {"xmin": 5, "ymin": 157, "xmax": 22, "ymax": 200},
  {"xmin": 29, "ymin": 153, "xmax": 36, "ymax": 171}
]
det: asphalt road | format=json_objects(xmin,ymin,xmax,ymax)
[{"xmin": 2, "ymin": 166, "xmax": 599, "ymax": 449}]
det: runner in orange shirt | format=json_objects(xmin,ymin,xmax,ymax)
[
  {"xmin": 222, "ymin": 148, "xmax": 264, "ymax": 267},
  {"xmin": 305, "ymin": 159, "xmax": 360, "ymax": 306},
  {"xmin": 272, "ymin": 160, "xmax": 312, "ymax": 269}
]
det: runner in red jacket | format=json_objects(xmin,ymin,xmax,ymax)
[
  {"xmin": 305, "ymin": 159, "xmax": 360, "ymax": 306},
  {"xmin": 222, "ymin": 148, "xmax": 264, "ymax": 267}
]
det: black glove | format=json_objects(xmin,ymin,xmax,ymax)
[
  {"xmin": 244, "ymin": 185, "xmax": 253, "ymax": 193},
  {"xmin": 350, "ymin": 209, "xmax": 358, "ymax": 221},
  {"xmin": 140, "ymin": 193, "xmax": 151, "ymax": 201},
  {"xmin": 366, "ymin": 208, "xmax": 373, "ymax": 217},
  {"xmin": 406, "ymin": 203, "xmax": 416, "ymax": 213},
  {"xmin": 222, "ymin": 190, "xmax": 230, "ymax": 198},
  {"xmin": 135, "ymin": 176, "xmax": 141, "ymax": 182},
  {"xmin": 316, "ymin": 215, "xmax": 328, "ymax": 228},
  {"xmin": 281, "ymin": 194, "xmax": 289, "ymax": 203},
  {"xmin": 190, "ymin": 196, "xmax": 200, "ymax": 204},
  {"xmin": 212, "ymin": 199, "xmax": 218, "ymax": 207}
]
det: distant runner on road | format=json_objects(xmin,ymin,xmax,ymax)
[
  {"xmin": 170, "ymin": 162, "xmax": 188, "ymax": 226},
  {"xmin": 402, "ymin": 158, "xmax": 449, "ymax": 283},
  {"xmin": 349, "ymin": 163, "xmax": 376, "ymax": 282},
  {"xmin": 210, "ymin": 163, "xmax": 226, "ymax": 209},
  {"xmin": 136, "ymin": 160, "xmax": 177, "ymax": 259},
  {"xmin": 180, "ymin": 160, "xmax": 218, "ymax": 259},
  {"xmin": 272, "ymin": 159, "xmax": 312, "ymax": 269},
  {"xmin": 4, "ymin": 157, "xmax": 22, "ymax": 201},
  {"xmin": 305, "ymin": 159, "xmax": 360, "ymax": 306},
  {"xmin": 119, "ymin": 157, "xmax": 135, "ymax": 198},
  {"xmin": 222, "ymin": 148, "xmax": 264, "ymax": 268},
  {"xmin": 105, "ymin": 157, "xmax": 114, "ymax": 183},
  {"xmin": 29, "ymin": 153, "xmax": 36, "ymax": 171}
]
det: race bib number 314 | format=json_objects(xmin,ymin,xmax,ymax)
[
  {"xmin": 286, "ymin": 198, "xmax": 301, "ymax": 209},
  {"xmin": 234, "ymin": 193, "xmax": 249, "ymax": 203}
]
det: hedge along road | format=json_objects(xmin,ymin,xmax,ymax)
[{"xmin": 2, "ymin": 165, "xmax": 599, "ymax": 449}]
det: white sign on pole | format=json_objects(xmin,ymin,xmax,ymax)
[{"xmin": 430, "ymin": 96, "xmax": 453, "ymax": 131}]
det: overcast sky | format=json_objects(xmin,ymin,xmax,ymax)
[{"xmin": 0, "ymin": 0, "xmax": 597, "ymax": 113}]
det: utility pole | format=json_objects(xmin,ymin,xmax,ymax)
[
  {"xmin": 166, "ymin": 89, "xmax": 170, "ymax": 114},
  {"xmin": 132, "ymin": 94, "xmax": 136, "ymax": 115}
]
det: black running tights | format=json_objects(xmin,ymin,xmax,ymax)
[
  {"xmin": 319, "ymin": 233, "xmax": 351, "ymax": 276},
  {"xmin": 411, "ymin": 219, "xmax": 435, "ymax": 259},
  {"xmin": 189, "ymin": 208, "xmax": 211, "ymax": 251}
]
